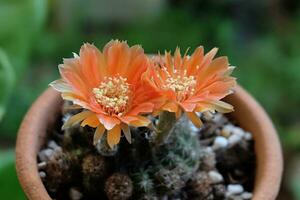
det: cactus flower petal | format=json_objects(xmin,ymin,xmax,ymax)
[
  {"xmin": 50, "ymin": 40, "xmax": 162, "ymax": 147},
  {"xmin": 145, "ymin": 46, "xmax": 236, "ymax": 126}
]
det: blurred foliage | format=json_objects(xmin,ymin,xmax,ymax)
[
  {"xmin": 0, "ymin": 0, "xmax": 300, "ymax": 199},
  {"xmin": 0, "ymin": 0, "xmax": 47, "ymax": 131},
  {"xmin": 0, "ymin": 150, "xmax": 25, "ymax": 199},
  {"xmin": 0, "ymin": 49, "xmax": 14, "ymax": 121},
  {"xmin": 286, "ymin": 155, "xmax": 300, "ymax": 200},
  {"xmin": 0, "ymin": 0, "xmax": 47, "ymax": 72}
]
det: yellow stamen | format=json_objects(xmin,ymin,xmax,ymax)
[
  {"xmin": 162, "ymin": 67, "xmax": 196, "ymax": 101},
  {"xmin": 93, "ymin": 76, "xmax": 131, "ymax": 116}
]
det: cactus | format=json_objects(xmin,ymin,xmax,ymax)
[
  {"xmin": 82, "ymin": 154, "xmax": 108, "ymax": 194},
  {"xmin": 132, "ymin": 169, "xmax": 157, "ymax": 198},
  {"xmin": 82, "ymin": 154, "xmax": 107, "ymax": 177},
  {"xmin": 186, "ymin": 171, "xmax": 213, "ymax": 199},
  {"xmin": 43, "ymin": 149, "xmax": 81, "ymax": 193},
  {"xmin": 154, "ymin": 167, "xmax": 185, "ymax": 194},
  {"xmin": 199, "ymin": 147, "xmax": 216, "ymax": 171},
  {"xmin": 213, "ymin": 184, "xmax": 226, "ymax": 200},
  {"xmin": 42, "ymin": 108, "xmax": 206, "ymax": 199},
  {"xmin": 154, "ymin": 115, "xmax": 201, "ymax": 176},
  {"xmin": 41, "ymin": 100, "xmax": 254, "ymax": 199},
  {"xmin": 62, "ymin": 125, "xmax": 94, "ymax": 149},
  {"xmin": 131, "ymin": 115, "xmax": 202, "ymax": 198},
  {"xmin": 104, "ymin": 173, "xmax": 133, "ymax": 200}
]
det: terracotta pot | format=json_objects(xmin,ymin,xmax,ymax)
[{"xmin": 16, "ymin": 85, "xmax": 283, "ymax": 200}]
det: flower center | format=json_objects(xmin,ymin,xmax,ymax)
[
  {"xmin": 162, "ymin": 67, "xmax": 196, "ymax": 101},
  {"xmin": 93, "ymin": 76, "xmax": 130, "ymax": 116}
]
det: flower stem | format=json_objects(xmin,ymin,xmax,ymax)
[{"xmin": 155, "ymin": 111, "xmax": 177, "ymax": 145}]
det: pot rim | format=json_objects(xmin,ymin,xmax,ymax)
[{"xmin": 15, "ymin": 85, "xmax": 283, "ymax": 200}]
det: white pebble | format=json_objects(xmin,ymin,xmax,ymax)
[
  {"xmin": 244, "ymin": 132, "xmax": 253, "ymax": 141},
  {"xmin": 227, "ymin": 184, "xmax": 244, "ymax": 195},
  {"xmin": 232, "ymin": 127, "xmax": 245, "ymax": 137},
  {"xmin": 69, "ymin": 188, "xmax": 83, "ymax": 200},
  {"xmin": 208, "ymin": 171, "xmax": 223, "ymax": 183},
  {"xmin": 242, "ymin": 192, "xmax": 253, "ymax": 199},
  {"xmin": 48, "ymin": 141, "xmax": 63, "ymax": 153},
  {"xmin": 228, "ymin": 134, "xmax": 242, "ymax": 146},
  {"xmin": 38, "ymin": 149, "xmax": 54, "ymax": 161},
  {"xmin": 213, "ymin": 136, "xmax": 228, "ymax": 150},
  {"xmin": 48, "ymin": 140, "xmax": 59, "ymax": 149},
  {"xmin": 205, "ymin": 147, "xmax": 214, "ymax": 154},
  {"xmin": 39, "ymin": 171, "xmax": 46, "ymax": 178},
  {"xmin": 37, "ymin": 162, "xmax": 47, "ymax": 170},
  {"xmin": 223, "ymin": 124, "xmax": 234, "ymax": 132}
]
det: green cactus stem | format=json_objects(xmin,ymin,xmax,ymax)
[{"xmin": 155, "ymin": 111, "xmax": 177, "ymax": 145}]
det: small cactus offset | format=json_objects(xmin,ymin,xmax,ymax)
[
  {"xmin": 82, "ymin": 154, "xmax": 107, "ymax": 177},
  {"xmin": 40, "ymin": 40, "xmax": 255, "ymax": 199},
  {"xmin": 39, "ymin": 147, "xmax": 82, "ymax": 195},
  {"xmin": 104, "ymin": 173, "xmax": 133, "ymax": 200},
  {"xmin": 154, "ymin": 167, "xmax": 185, "ymax": 195},
  {"xmin": 43, "ymin": 151, "xmax": 73, "ymax": 192},
  {"xmin": 186, "ymin": 171, "xmax": 213, "ymax": 199},
  {"xmin": 82, "ymin": 154, "xmax": 108, "ymax": 194}
]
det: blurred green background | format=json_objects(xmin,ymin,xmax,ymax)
[{"xmin": 0, "ymin": 0, "xmax": 300, "ymax": 199}]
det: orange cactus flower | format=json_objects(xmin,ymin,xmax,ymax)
[
  {"xmin": 144, "ymin": 47, "xmax": 236, "ymax": 127},
  {"xmin": 50, "ymin": 40, "xmax": 162, "ymax": 148}
]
